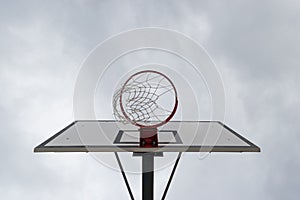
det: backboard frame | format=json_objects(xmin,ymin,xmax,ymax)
[{"xmin": 34, "ymin": 120, "xmax": 260, "ymax": 153}]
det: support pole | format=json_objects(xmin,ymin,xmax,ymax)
[{"xmin": 142, "ymin": 153, "xmax": 154, "ymax": 200}]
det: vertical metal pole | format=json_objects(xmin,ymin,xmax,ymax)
[{"xmin": 142, "ymin": 153, "xmax": 154, "ymax": 200}]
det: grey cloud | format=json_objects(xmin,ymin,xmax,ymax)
[{"xmin": 1, "ymin": 0, "xmax": 299, "ymax": 199}]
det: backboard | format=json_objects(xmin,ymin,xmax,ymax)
[{"xmin": 34, "ymin": 120, "xmax": 260, "ymax": 153}]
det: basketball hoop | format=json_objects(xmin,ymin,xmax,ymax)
[{"xmin": 113, "ymin": 70, "xmax": 178, "ymax": 147}]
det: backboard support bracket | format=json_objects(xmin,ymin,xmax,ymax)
[{"xmin": 115, "ymin": 151, "xmax": 182, "ymax": 200}]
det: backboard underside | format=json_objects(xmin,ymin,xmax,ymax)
[{"xmin": 34, "ymin": 120, "xmax": 260, "ymax": 153}]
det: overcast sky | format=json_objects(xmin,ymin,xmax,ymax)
[{"xmin": 1, "ymin": 1, "xmax": 300, "ymax": 199}]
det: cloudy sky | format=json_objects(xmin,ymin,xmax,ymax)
[{"xmin": 1, "ymin": 0, "xmax": 300, "ymax": 199}]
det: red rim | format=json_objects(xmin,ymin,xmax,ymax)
[{"xmin": 119, "ymin": 70, "xmax": 178, "ymax": 128}]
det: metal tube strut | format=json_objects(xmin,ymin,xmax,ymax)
[
  {"xmin": 161, "ymin": 152, "xmax": 182, "ymax": 200},
  {"xmin": 114, "ymin": 152, "xmax": 135, "ymax": 200}
]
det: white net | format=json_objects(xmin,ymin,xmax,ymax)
[{"xmin": 113, "ymin": 70, "xmax": 177, "ymax": 127}]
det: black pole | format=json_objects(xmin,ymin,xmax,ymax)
[{"xmin": 142, "ymin": 153, "xmax": 154, "ymax": 200}]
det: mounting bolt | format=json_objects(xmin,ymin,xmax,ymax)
[
  {"xmin": 141, "ymin": 140, "xmax": 146, "ymax": 147},
  {"xmin": 152, "ymin": 140, "xmax": 157, "ymax": 146}
]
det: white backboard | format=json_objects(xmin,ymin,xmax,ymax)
[{"xmin": 34, "ymin": 120, "xmax": 260, "ymax": 153}]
